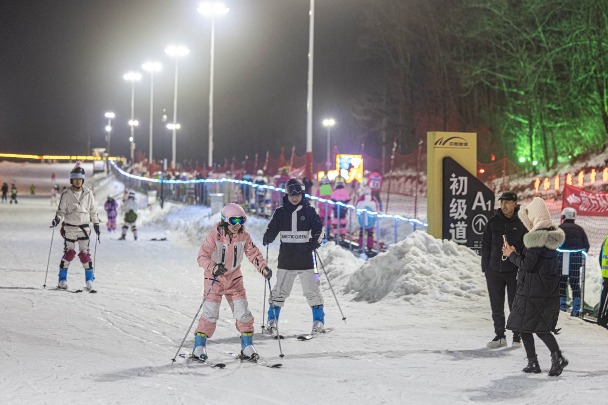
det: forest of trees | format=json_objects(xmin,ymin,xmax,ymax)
[{"xmin": 355, "ymin": 0, "xmax": 608, "ymax": 170}]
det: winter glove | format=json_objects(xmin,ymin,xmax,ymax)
[
  {"xmin": 308, "ymin": 239, "xmax": 322, "ymax": 251},
  {"xmin": 213, "ymin": 263, "xmax": 227, "ymax": 277},
  {"xmin": 93, "ymin": 223, "xmax": 100, "ymax": 236},
  {"xmin": 51, "ymin": 216, "xmax": 60, "ymax": 227},
  {"xmin": 262, "ymin": 235, "xmax": 272, "ymax": 246},
  {"xmin": 263, "ymin": 266, "xmax": 272, "ymax": 280}
]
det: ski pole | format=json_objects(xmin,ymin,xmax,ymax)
[
  {"xmin": 171, "ymin": 274, "xmax": 218, "ymax": 363},
  {"xmin": 261, "ymin": 245, "xmax": 268, "ymax": 330},
  {"xmin": 267, "ymin": 279, "xmax": 284, "ymax": 358},
  {"xmin": 43, "ymin": 225, "xmax": 56, "ymax": 289},
  {"xmin": 314, "ymin": 250, "xmax": 347, "ymax": 323}
]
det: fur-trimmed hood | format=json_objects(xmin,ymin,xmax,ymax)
[{"xmin": 523, "ymin": 227, "xmax": 565, "ymax": 250}]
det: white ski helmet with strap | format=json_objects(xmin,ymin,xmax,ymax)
[{"xmin": 561, "ymin": 207, "xmax": 577, "ymax": 220}]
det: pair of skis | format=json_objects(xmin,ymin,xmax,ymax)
[
  {"xmin": 51, "ymin": 287, "xmax": 97, "ymax": 294},
  {"xmin": 263, "ymin": 326, "xmax": 334, "ymax": 341},
  {"xmin": 179, "ymin": 352, "xmax": 282, "ymax": 369}
]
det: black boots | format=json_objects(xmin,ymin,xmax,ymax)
[
  {"xmin": 522, "ymin": 356, "xmax": 541, "ymax": 374},
  {"xmin": 548, "ymin": 351, "xmax": 568, "ymax": 376}
]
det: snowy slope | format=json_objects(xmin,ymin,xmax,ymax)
[{"xmin": 1, "ymin": 163, "xmax": 607, "ymax": 405}]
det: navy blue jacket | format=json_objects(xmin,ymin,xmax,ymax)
[
  {"xmin": 263, "ymin": 195, "xmax": 323, "ymax": 270},
  {"xmin": 481, "ymin": 207, "xmax": 528, "ymax": 273}
]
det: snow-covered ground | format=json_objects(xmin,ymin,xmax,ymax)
[{"xmin": 1, "ymin": 162, "xmax": 607, "ymax": 404}]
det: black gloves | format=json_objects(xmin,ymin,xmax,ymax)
[
  {"xmin": 308, "ymin": 238, "xmax": 322, "ymax": 251},
  {"xmin": 213, "ymin": 263, "xmax": 227, "ymax": 277},
  {"xmin": 93, "ymin": 223, "xmax": 100, "ymax": 236},
  {"xmin": 51, "ymin": 216, "xmax": 60, "ymax": 227},
  {"xmin": 262, "ymin": 235, "xmax": 272, "ymax": 246},
  {"xmin": 263, "ymin": 266, "xmax": 272, "ymax": 280}
]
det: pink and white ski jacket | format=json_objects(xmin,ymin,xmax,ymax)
[{"xmin": 197, "ymin": 226, "xmax": 267, "ymax": 278}]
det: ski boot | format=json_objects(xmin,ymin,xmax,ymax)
[
  {"xmin": 240, "ymin": 332, "xmax": 259, "ymax": 362},
  {"xmin": 548, "ymin": 351, "xmax": 568, "ymax": 376},
  {"xmin": 559, "ymin": 296, "xmax": 568, "ymax": 312},
  {"xmin": 522, "ymin": 355, "xmax": 541, "ymax": 373},
  {"xmin": 312, "ymin": 304, "xmax": 325, "ymax": 334},
  {"xmin": 85, "ymin": 268, "xmax": 94, "ymax": 291},
  {"xmin": 57, "ymin": 268, "xmax": 68, "ymax": 289},
  {"xmin": 192, "ymin": 332, "xmax": 208, "ymax": 361},
  {"xmin": 264, "ymin": 304, "xmax": 281, "ymax": 336}
]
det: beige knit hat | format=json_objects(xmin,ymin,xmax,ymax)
[{"xmin": 518, "ymin": 197, "xmax": 553, "ymax": 232}]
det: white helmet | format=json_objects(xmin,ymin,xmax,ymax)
[
  {"xmin": 561, "ymin": 207, "xmax": 576, "ymax": 220},
  {"xmin": 257, "ymin": 170, "xmax": 264, "ymax": 176}
]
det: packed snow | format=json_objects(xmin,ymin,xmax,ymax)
[{"xmin": 1, "ymin": 162, "xmax": 607, "ymax": 404}]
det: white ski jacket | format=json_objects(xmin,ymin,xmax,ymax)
[{"xmin": 56, "ymin": 186, "xmax": 99, "ymax": 225}]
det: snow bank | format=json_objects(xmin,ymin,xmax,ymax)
[{"xmin": 344, "ymin": 231, "xmax": 486, "ymax": 306}]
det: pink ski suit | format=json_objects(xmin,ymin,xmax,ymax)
[{"xmin": 194, "ymin": 226, "xmax": 267, "ymax": 338}]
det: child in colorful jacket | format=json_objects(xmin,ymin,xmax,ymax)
[{"xmin": 192, "ymin": 203, "xmax": 272, "ymax": 362}]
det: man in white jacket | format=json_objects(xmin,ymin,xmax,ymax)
[{"xmin": 51, "ymin": 162, "xmax": 100, "ymax": 291}]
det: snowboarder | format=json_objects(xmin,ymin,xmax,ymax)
[
  {"xmin": 556, "ymin": 207, "xmax": 590, "ymax": 316},
  {"xmin": 9, "ymin": 183, "xmax": 18, "ymax": 204},
  {"xmin": 51, "ymin": 162, "xmax": 100, "ymax": 291},
  {"xmin": 502, "ymin": 197, "xmax": 568, "ymax": 376},
  {"xmin": 263, "ymin": 178, "xmax": 325, "ymax": 335},
  {"xmin": 481, "ymin": 191, "xmax": 527, "ymax": 349},
  {"xmin": 192, "ymin": 203, "xmax": 272, "ymax": 362},
  {"xmin": 104, "ymin": 196, "xmax": 119, "ymax": 232},
  {"xmin": 355, "ymin": 187, "xmax": 379, "ymax": 255},
  {"xmin": 119, "ymin": 191, "xmax": 138, "ymax": 240},
  {"xmin": 1, "ymin": 182, "xmax": 8, "ymax": 202}
]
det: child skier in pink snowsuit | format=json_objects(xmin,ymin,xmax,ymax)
[{"xmin": 192, "ymin": 203, "xmax": 272, "ymax": 362}]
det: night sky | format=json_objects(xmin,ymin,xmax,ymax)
[{"xmin": 0, "ymin": 0, "xmax": 374, "ymax": 166}]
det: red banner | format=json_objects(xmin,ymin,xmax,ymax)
[{"xmin": 562, "ymin": 184, "xmax": 608, "ymax": 216}]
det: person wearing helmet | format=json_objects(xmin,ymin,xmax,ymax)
[
  {"xmin": 315, "ymin": 176, "xmax": 333, "ymax": 235},
  {"xmin": 51, "ymin": 162, "xmax": 100, "ymax": 292},
  {"xmin": 192, "ymin": 203, "xmax": 272, "ymax": 363},
  {"xmin": 330, "ymin": 177, "xmax": 350, "ymax": 241},
  {"xmin": 119, "ymin": 191, "xmax": 138, "ymax": 241},
  {"xmin": 355, "ymin": 187, "xmax": 379, "ymax": 256},
  {"xmin": 366, "ymin": 169, "xmax": 383, "ymax": 210},
  {"xmin": 262, "ymin": 178, "xmax": 325, "ymax": 336},
  {"xmin": 557, "ymin": 207, "xmax": 590, "ymax": 316},
  {"xmin": 253, "ymin": 169, "xmax": 268, "ymax": 216},
  {"xmin": 104, "ymin": 196, "xmax": 118, "ymax": 232}
]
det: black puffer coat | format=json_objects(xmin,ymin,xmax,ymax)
[
  {"xmin": 481, "ymin": 207, "xmax": 528, "ymax": 273},
  {"xmin": 506, "ymin": 227, "xmax": 566, "ymax": 333}
]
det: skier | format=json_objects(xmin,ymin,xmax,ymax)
[
  {"xmin": 598, "ymin": 235, "xmax": 608, "ymax": 328},
  {"xmin": 355, "ymin": 187, "xmax": 379, "ymax": 255},
  {"xmin": 30, "ymin": 184, "xmax": 36, "ymax": 195},
  {"xmin": 273, "ymin": 167, "xmax": 290, "ymax": 210},
  {"xmin": 481, "ymin": 191, "xmax": 527, "ymax": 349},
  {"xmin": 1, "ymin": 182, "xmax": 8, "ymax": 202},
  {"xmin": 104, "ymin": 196, "xmax": 119, "ymax": 232},
  {"xmin": 50, "ymin": 183, "xmax": 59, "ymax": 206},
  {"xmin": 253, "ymin": 170, "xmax": 268, "ymax": 216},
  {"xmin": 503, "ymin": 197, "xmax": 568, "ymax": 376},
  {"xmin": 9, "ymin": 183, "xmax": 18, "ymax": 204},
  {"xmin": 119, "ymin": 191, "xmax": 138, "ymax": 241},
  {"xmin": 330, "ymin": 177, "xmax": 350, "ymax": 241},
  {"xmin": 316, "ymin": 176, "xmax": 333, "ymax": 237},
  {"xmin": 192, "ymin": 203, "xmax": 272, "ymax": 362},
  {"xmin": 556, "ymin": 207, "xmax": 589, "ymax": 316},
  {"xmin": 367, "ymin": 169, "xmax": 383, "ymax": 210},
  {"xmin": 263, "ymin": 178, "xmax": 325, "ymax": 335},
  {"xmin": 51, "ymin": 162, "xmax": 100, "ymax": 291}
]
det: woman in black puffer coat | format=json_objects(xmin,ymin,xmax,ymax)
[{"xmin": 502, "ymin": 197, "xmax": 568, "ymax": 377}]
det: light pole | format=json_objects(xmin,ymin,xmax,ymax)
[
  {"xmin": 164, "ymin": 45, "xmax": 190, "ymax": 169},
  {"xmin": 142, "ymin": 61, "xmax": 162, "ymax": 164},
  {"xmin": 104, "ymin": 111, "xmax": 115, "ymax": 172},
  {"xmin": 123, "ymin": 71, "xmax": 142, "ymax": 164},
  {"xmin": 322, "ymin": 118, "xmax": 336, "ymax": 173},
  {"xmin": 198, "ymin": 2, "xmax": 229, "ymax": 169}
]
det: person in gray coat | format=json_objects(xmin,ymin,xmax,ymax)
[{"xmin": 502, "ymin": 197, "xmax": 568, "ymax": 377}]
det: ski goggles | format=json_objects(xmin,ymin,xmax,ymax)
[
  {"xmin": 287, "ymin": 183, "xmax": 305, "ymax": 195},
  {"xmin": 226, "ymin": 216, "xmax": 246, "ymax": 225}
]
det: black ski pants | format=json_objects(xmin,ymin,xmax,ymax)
[
  {"xmin": 598, "ymin": 278, "xmax": 608, "ymax": 327},
  {"xmin": 485, "ymin": 270, "xmax": 517, "ymax": 337}
]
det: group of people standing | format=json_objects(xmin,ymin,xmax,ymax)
[
  {"xmin": 1, "ymin": 182, "xmax": 18, "ymax": 204},
  {"xmin": 481, "ymin": 190, "xmax": 603, "ymax": 377}
]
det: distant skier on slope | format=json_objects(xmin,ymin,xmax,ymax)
[
  {"xmin": 355, "ymin": 187, "xmax": 379, "ymax": 255},
  {"xmin": 51, "ymin": 162, "xmax": 100, "ymax": 291},
  {"xmin": 192, "ymin": 203, "xmax": 272, "ymax": 362},
  {"xmin": 119, "ymin": 191, "xmax": 138, "ymax": 241},
  {"xmin": 104, "ymin": 196, "xmax": 118, "ymax": 233},
  {"xmin": 263, "ymin": 178, "xmax": 325, "ymax": 336}
]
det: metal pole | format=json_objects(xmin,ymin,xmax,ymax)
[
  {"xmin": 326, "ymin": 127, "xmax": 331, "ymax": 173},
  {"xmin": 149, "ymin": 72, "xmax": 155, "ymax": 163},
  {"xmin": 171, "ymin": 60, "xmax": 179, "ymax": 169},
  {"xmin": 43, "ymin": 226, "xmax": 56, "ymax": 289},
  {"xmin": 130, "ymin": 82, "xmax": 135, "ymax": 164},
  {"xmin": 304, "ymin": 0, "xmax": 315, "ymax": 179},
  {"xmin": 208, "ymin": 17, "xmax": 216, "ymax": 169}
]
